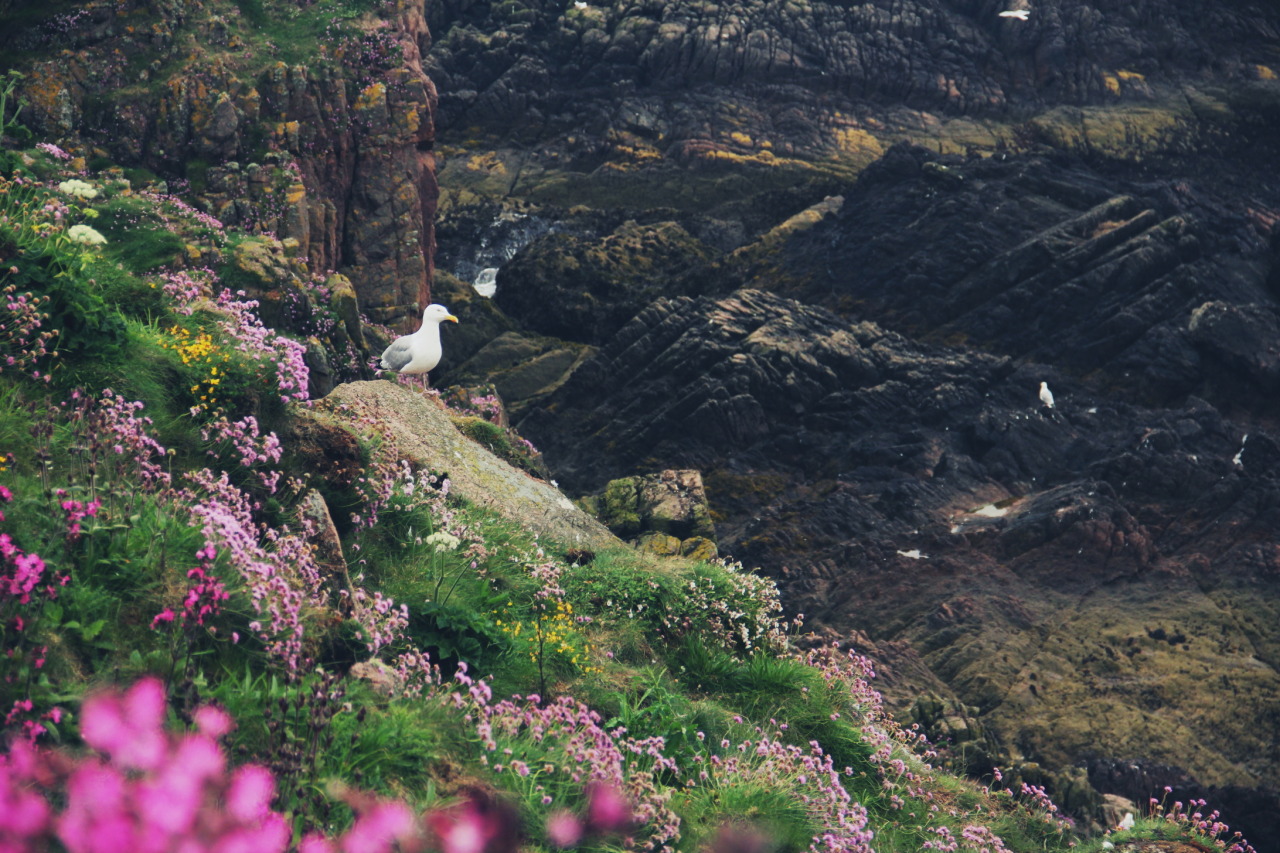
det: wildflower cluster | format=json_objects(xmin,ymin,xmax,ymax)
[
  {"xmin": 180, "ymin": 467, "xmax": 323, "ymax": 670},
  {"xmin": 0, "ymin": 283, "xmax": 58, "ymax": 374},
  {"xmin": 35, "ymin": 142, "xmax": 71, "ymax": 161},
  {"xmin": 690, "ymin": 723, "xmax": 877, "ymax": 853},
  {"xmin": 570, "ymin": 556, "xmax": 791, "ymax": 656},
  {"xmin": 1, "ymin": 677, "xmax": 683, "ymax": 853},
  {"xmin": 151, "ymin": 268, "xmax": 211, "ymax": 316},
  {"xmin": 212, "ymin": 288, "xmax": 309, "ymax": 403},
  {"xmin": 1, "ymin": 678, "xmax": 289, "ymax": 852},
  {"xmin": 57, "ymin": 491, "xmax": 100, "ymax": 540},
  {"xmin": 0, "ymin": 485, "xmax": 67, "ymax": 743},
  {"xmin": 152, "ymin": 546, "xmax": 230, "ymax": 632},
  {"xmin": 922, "ymin": 824, "xmax": 1012, "ymax": 852},
  {"xmin": 200, "ymin": 414, "xmax": 284, "ymax": 494},
  {"xmin": 57, "ymin": 179, "xmax": 98, "ymax": 201},
  {"xmin": 67, "ymin": 388, "xmax": 172, "ymax": 492},
  {"xmin": 135, "ymin": 189, "xmax": 226, "ymax": 236},
  {"xmin": 496, "ymin": 598, "xmax": 601, "ymax": 676},
  {"xmin": 158, "ymin": 324, "xmax": 230, "ymax": 412},
  {"xmin": 453, "ymin": 666, "xmax": 681, "ymax": 853},
  {"xmin": 1141, "ymin": 788, "xmax": 1257, "ymax": 853}
]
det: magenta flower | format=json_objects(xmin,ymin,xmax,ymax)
[
  {"xmin": 80, "ymin": 678, "xmax": 167, "ymax": 771},
  {"xmin": 585, "ymin": 782, "xmax": 632, "ymax": 833},
  {"xmin": 194, "ymin": 704, "xmax": 233, "ymax": 739},
  {"xmin": 343, "ymin": 800, "xmax": 417, "ymax": 853},
  {"xmin": 545, "ymin": 811, "xmax": 583, "ymax": 848},
  {"xmin": 227, "ymin": 765, "xmax": 276, "ymax": 822}
]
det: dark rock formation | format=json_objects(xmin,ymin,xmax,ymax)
[
  {"xmin": 517, "ymin": 285, "xmax": 1280, "ymax": 842},
  {"xmin": 697, "ymin": 142, "xmax": 1280, "ymax": 414}
]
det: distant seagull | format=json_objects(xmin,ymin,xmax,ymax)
[
  {"xmin": 573, "ymin": 0, "xmax": 588, "ymax": 7},
  {"xmin": 1039, "ymin": 381, "xmax": 1055, "ymax": 409},
  {"xmin": 999, "ymin": 9, "xmax": 1031, "ymax": 20},
  {"xmin": 380, "ymin": 304, "xmax": 458, "ymax": 388}
]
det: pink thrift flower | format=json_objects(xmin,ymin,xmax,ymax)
[
  {"xmin": 194, "ymin": 704, "xmax": 234, "ymax": 738},
  {"xmin": 585, "ymin": 782, "xmax": 631, "ymax": 833},
  {"xmin": 0, "ymin": 774, "xmax": 51, "ymax": 836},
  {"xmin": 80, "ymin": 678, "xmax": 167, "ymax": 771},
  {"xmin": 545, "ymin": 811, "xmax": 583, "ymax": 848},
  {"xmin": 227, "ymin": 765, "xmax": 275, "ymax": 822},
  {"xmin": 343, "ymin": 801, "xmax": 416, "ymax": 853},
  {"xmin": 300, "ymin": 834, "xmax": 337, "ymax": 853},
  {"xmin": 212, "ymin": 816, "xmax": 290, "ymax": 853},
  {"xmin": 427, "ymin": 804, "xmax": 492, "ymax": 853}
]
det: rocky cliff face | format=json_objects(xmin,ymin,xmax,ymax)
[
  {"xmin": 5, "ymin": 0, "xmax": 439, "ymax": 328},
  {"xmin": 425, "ymin": 0, "xmax": 1279, "ymax": 202}
]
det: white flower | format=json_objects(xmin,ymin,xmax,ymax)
[
  {"xmin": 58, "ymin": 178, "xmax": 98, "ymax": 200},
  {"xmin": 67, "ymin": 224, "xmax": 107, "ymax": 246},
  {"xmin": 424, "ymin": 531, "xmax": 461, "ymax": 553}
]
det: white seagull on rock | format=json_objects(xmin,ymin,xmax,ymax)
[
  {"xmin": 1039, "ymin": 381, "xmax": 1055, "ymax": 409},
  {"xmin": 999, "ymin": 9, "xmax": 1031, "ymax": 20},
  {"xmin": 380, "ymin": 303, "xmax": 458, "ymax": 387}
]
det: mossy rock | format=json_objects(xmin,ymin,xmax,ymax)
[
  {"xmin": 680, "ymin": 536, "xmax": 718, "ymax": 561},
  {"xmin": 636, "ymin": 532, "xmax": 681, "ymax": 557},
  {"xmin": 451, "ymin": 415, "xmax": 549, "ymax": 479},
  {"xmin": 600, "ymin": 477, "xmax": 642, "ymax": 538}
]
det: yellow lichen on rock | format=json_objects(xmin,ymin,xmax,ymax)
[{"xmin": 355, "ymin": 81, "xmax": 387, "ymax": 111}]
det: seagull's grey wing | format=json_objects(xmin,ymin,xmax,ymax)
[{"xmin": 380, "ymin": 338, "xmax": 415, "ymax": 371}]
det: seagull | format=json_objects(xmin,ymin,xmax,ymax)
[
  {"xmin": 1039, "ymin": 381, "xmax": 1055, "ymax": 409},
  {"xmin": 999, "ymin": 9, "xmax": 1030, "ymax": 20},
  {"xmin": 379, "ymin": 304, "xmax": 458, "ymax": 388}
]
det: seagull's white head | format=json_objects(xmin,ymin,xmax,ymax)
[{"xmin": 421, "ymin": 303, "xmax": 459, "ymax": 326}]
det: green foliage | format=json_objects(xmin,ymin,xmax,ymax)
[
  {"xmin": 408, "ymin": 600, "xmax": 509, "ymax": 672},
  {"xmin": 452, "ymin": 415, "xmax": 545, "ymax": 477},
  {"xmin": 92, "ymin": 194, "xmax": 186, "ymax": 272}
]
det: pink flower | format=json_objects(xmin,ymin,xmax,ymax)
[
  {"xmin": 545, "ymin": 811, "xmax": 583, "ymax": 848},
  {"xmin": 585, "ymin": 782, "xmax": 631, "ymax": 833},
  {"xmin": 194, "ymin": 704, "xmax": 234, "ymax": 738},
  {"xmin": 227, "ymin": 765, "xmax": 275, "ymax": 822},
  {"xmin": 80, "ymin": 678, "xmax": 167, "ymax": 771},
  {"xmin": 343, "ymin": 801, "xmax": 416, "ymax": 853},
  {"xmin": 426, "ymin": 801, "xmax": 504, "ymax": 853},
  {"xmin": 300, "ymin": 834, "xmax": 337, "ymax": 853}
]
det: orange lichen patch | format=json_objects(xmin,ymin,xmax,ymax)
[
  {"xmin": 23, "ymin": 66, "xmax": 70, "ymax": 118},
  {"xmin": 1103, "ymin": 74, "xmax": 1121, "ymax": 96},
  {"xmin": 1090, "ymin": 219, "xmax": 1126, "ymax": 238},
  {"xmin": 1256, "ymin": 65, "xmax": 1278, "ymax": 80},
  {"xmin": 466, "ymin": 152, "xmax": 507, "ymax": 174},
  {"xmin": 1117, "ymin": 69, "xmax": 1146, "ymax": 82},
  {"xmin": 354, "ymin": 81, "xmax": 387, "ymax": 111},
  {"xmin": 729, "ymin": 130, "xmax": 753, "ymax": 147},
  {"xmin": 285, "ymin": 183, "xmax": 307, "ymax": 205}
]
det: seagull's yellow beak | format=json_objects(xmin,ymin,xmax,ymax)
[{"xmin": 446, "ymin": 314, "xmax": 459, "ymax": 324}]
